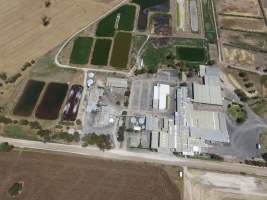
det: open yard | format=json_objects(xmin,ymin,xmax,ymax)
[
  {"xmin": 110, "ymin": 32, "xmax": 132, "ymax": 68},
  {"xmin": 0, "ymin": 0, "xmax": 123, "ymax": 75},
  {"xmin": 0, "ymin": 150, "xmax": 181, "ymax": 200}
]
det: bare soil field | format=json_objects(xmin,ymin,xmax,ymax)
[
  {"xmin": 216, "ymin": 0, "xmax": 262, "ymax": 16},
  {"xmin": 0, "ymin": 0, "xmax": 122, "ymax": 75},
  {"xmin": 219, "ymin": 16, "xmax": 267, "ymax": 32},
  {"xmin": 184, "ymin": 168, "xmax": 267, "ymax": 200},
  {"xmin": 0, "ymin": 150, "xmax": 181, "ymax": 200}
]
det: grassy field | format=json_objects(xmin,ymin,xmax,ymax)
[
  {"xmin": 176, "ymin": 1, "xmax": 180, "ymax": 27},
  {"xmin": 0, "ymin": 150, "xmax": 181, "ymax": 200},
  {"xmin": 3, "ymin": 125, "xmax": 40, "ymax": 141},
  {"xmin": 70, "ymin": 37, "xmax": 93, "ymax": 65},
  {"xmin": 110, "ymin": 32, "xmax": 132, "ymax": 68},
  {"xmin": 95, "ymin": 4, "xmax": 136, "ymax": 37},
  {"xmin": 202, "ymin": 0, "xmax": 217, "ymax": 43},
  {"xmin": 91, "ymin": 39, "xmax": 112, "ymax": 66},
  {"xmin": 142, "ymin": 37, "xmax": 209, "ymax": 72},
  {"xmin": 176, "ymin": 47, "xmax": 206, "ymax": 63},
  {"xmin": 0, "ymin": 0, "xmax": 122, "ymax": 75}
]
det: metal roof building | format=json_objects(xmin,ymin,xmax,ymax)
[{"xmin": 192, "ymin": 83, "xmax": 223, "ymax": 105}]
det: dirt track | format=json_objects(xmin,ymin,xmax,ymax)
[
  {"xmin": 0, "ymin": 0, "xmax": 122, "ymax": 75},
  {"xmin": 0, "ymin": 150, "xmax": 180, "ymax": 200}
]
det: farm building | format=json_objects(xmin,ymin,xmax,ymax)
[
  {"xmin": 106, "ymin": 77, "xmax": 128, "ymax": 88},
  {"xmin": 153, "ymin": 83, "xmax": 170, "ymax": 110}
]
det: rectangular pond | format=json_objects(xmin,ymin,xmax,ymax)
[
  {"xmin": 35, "ymin": 82, "xmax": 68, "ymax": 120},
  {"xmin": 13, "ymin": 80, "xmax": 45, "ymax": 117},
  {"xmin": 62, "ymin": 84, "xmax": 83, "ymax": 121}
]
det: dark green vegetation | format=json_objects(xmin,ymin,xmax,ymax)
[
  {"xmin": 250, "ymin": 98, "xmax": 267, "ymax": 118},
  {"xmin": 234, "ymin": 89, "xmax": 248, "ymax": 102},
  {"xmin": 142, "ymin": 38, "xmax": 209, "ymax": 73},
  {"xmin": 132, "ymin": 0, "xmax": 170, "ymax": 30},
  {"xmin": 202, "ymin": 0, "xmax": 217, "ymax": 43},
  {"xmin": 91, "ymin": 39, "xmax": 112, "ymax": 66},
  {"xmin": 261, "ymin": 75, "xmax": 267, "ymax": 87},
  {"xmin": 8, "ymin": 182, "xmax": 23, "ymax": 197},
  {"xmin": 52, "ymin": 131, "xmax": 80, "ymax": 143},
  {"xmin": 110, "ymin": 32, "xmax": 132, "ymax": 68},
  {"xmin": 70, "ymin": 37, "xmax": 93, "ymax": 65},
  {"xmin": 176, "ymin": 47, "xmax": 206, "ymax": 62},
  {"xmin": 13, "ymin": 80, "xmax": 45, "ymax": 117},
  {"xmin": 82, "ymin": 133, "xmax": 112, "ymax": 150},
  {"xmin": 95, "ymin": 5, "xmax": 136, "ymax": 37},
  {"xmin": 35, "ymin": 82, "xmax": 68, "ymax": 120},
  {"xmin": 0, "ymin": 142, "xmax": 14, "ymax": 152},
  {"xmin": 227, "ymin": 103, "xmax": 247, "ymax": 124}
]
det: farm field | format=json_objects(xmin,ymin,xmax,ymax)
[
  {"xmin": 110, "ymin": 32, "xmax": 132, "ymax": 68},
  {"xmin": 95, "ymin": 4, "xmax": 136, "ymax": 37},
  {"xmin": 132, "ymin": 0, "xmax": 170, "ymax": 31},
  {"xmin": 0, "ymin": 150, "xmax": 181, "ymax": 200},
  {"xmin": 70, "ymin": 37, "xmax": 93, "ymax": 65},
  {"xmin": 35, "ymin": 82, "xmax": 68, "ymax": 120},
  {"xmin": 176, "ymin": 47, "xmax": 206, "ymax": 63},
  {"xmin": 13, "ymin": 80, "xmax": 45, "ymax": 117},
  {"xmin": 202, "ymin": 0, "xmax": 217, "ymax": 43},
  {"xmin": 0, "ymin": 0, "xmax": 123, "ymax": 75},
  {"xmin": 91, "ymin": 39, "xmax": 112, "ymax": 66},
  {"xmin": 216, "ymin": 0, "xmax": 262, "ymax": 16}
]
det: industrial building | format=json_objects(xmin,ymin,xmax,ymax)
[
  {"xmin": 149, "ymin": 86, "xmax": 229, "ymax": 155},
  {"xmin": 153, "ymin": 83, "xmax": 170, "ymax": 110}
]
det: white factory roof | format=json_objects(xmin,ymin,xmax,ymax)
[
  {"xmin": 106, "ymin": 77, "xmax": 128, "ymax": 88},
  {"xmin": 193, "ymin": 83, "xmax": 223, "ymax": 105},
  {"xmin": 153, "ymin": 84, "xmax": 170, "ymax": 110},
  {"xmin": 151, "ymin": 131, "xmax": 159, "ymax": 149}
]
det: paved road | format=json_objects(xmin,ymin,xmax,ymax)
[{"xmin": 1, "ymin": 136, "xmax": 267, "ymax": 177}]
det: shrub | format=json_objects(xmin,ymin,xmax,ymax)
[
  {"xmin": 0, "ymin": 116, "xmax": 12, "ymax": 124},
  {"xmin": 238, "ymin": 71, "xmax": 247, "ymax": 78},
  {"xmin": 117, "ymin": 126, "xmax": 125, "ymax": 142},
  {"xmin": 0, "ymin": 142, "xmax": 14, "ymax": 152},
  {"xmin": 76, "ymin": 119, "xmax": 82, "ymax": 126},
  {"xmin": 262, "ymin": 153, "xmax": 267, "ymax": 162},
  {"xmin": 8, "ymin": 182, "xmax": 23, "ymax": 197},
  {"xmin": 19, "ymin": 119, "xmax": 29, "ymax": 126},
  {"xmin": 261, "ymin": 75, "xmax": 267, "ymax": 87},
  {"xmin": 234, "ymin": 89, "xmax": 248, "ymax": 102},
  {"xmin": 82, "ymin": 133, "xmax": 112, "ymax": 150},
  {"xmin": 245, "ymin": 160, "xmax": 267, "ymax": 167},
  {"xmin": 244, "ymin": 82, "xmax": 253, "ymax": 88},
  {"xmin": 29, "ymin": 121, "xmax": 42, "ymax": 129},
  {"xmin": 5, "ymin": 73, "xmax": 21, "ymax": 84},
  {"xmin": 21, "ymin": 62, "xmax": 32, "ymax": 71},
  {"xmin": 0, "ymin": 72, "xmax": 7, "ymax": 81}
]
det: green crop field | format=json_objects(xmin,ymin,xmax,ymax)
[
  {"xmin": 95, "ymin": 5, "xmax": 136, "ymax": 37},
  {"xmin": 110, "ymin": 32, "xmax": 132, "ymax": 68},
  {"xmin": 202, "ymin": 0, "xmax": 217, "ymax": 43},
  {"xmin": 70, "ymin": 37, "xmax": 93, "ymax": 65},
  {"xmin": 176, "ymin": 1, "xmax": 180, "ymax": 27},
  {"xmin": 176, "ymin": 47, "xmax": 207, "ymax": 63},
  {"xmin": 91, "ymin": 39, "xmax": 112, "ymax": 66}
]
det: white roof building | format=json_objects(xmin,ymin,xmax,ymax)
[{"xmin": 153, "ymin": 83, "xmax": 170, "ymax": 110}]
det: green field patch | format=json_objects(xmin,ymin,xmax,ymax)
[
  {"xmin": 3, "ymin": 125, "xmax": 40, "ymax": 141},
  {"xmin": 176, "ymin": 46, "xmax": 207, "ymax": 63},
  {"xmin": 202, "ymin": 0, "xmax": 217, "ymax": 43},
  {"xmin": 176, "ymin": 1, "xmax": 180, "ymax": 27},
  {"xmin": 95, "ymin": 5, "xmax": 136, "ymax": 37},
  {"xmin": 70, "ymin": 37, "xmax": 93, "ymax": 65},
  {"xmin": 227, "ymin": 103, "xmax": 247, "ymax": 124},
  {"xmin": 110, "ymin": 32, "xmax": 132, "ymax": 68},
  {"xmin": 91, "ymin": 39, "xmax": 112, "ymax": 66}
]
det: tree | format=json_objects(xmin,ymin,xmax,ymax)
[
  {"xmin": 0, "ymin": 142, "xmax": 14, "ymax": 152},
  {"xmin": 42, "ymin": 16, "xmax": 50, "ymax": 26},
  {"xmin": 44, "ymin": 0, "xmax": 51, "ymax": 7},
  {"xmin": 8, "ymin": 182, "xmax": 23, "ymax": 197}
]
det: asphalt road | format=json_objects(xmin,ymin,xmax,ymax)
[{"xmin": 1, "ymin": 136, "xmax": 267, "ymax": 178}]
